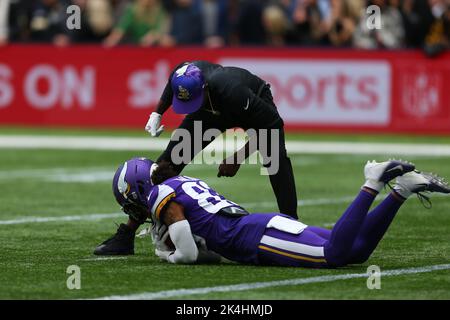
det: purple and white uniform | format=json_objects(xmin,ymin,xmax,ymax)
[
  {"xmin": 148, "ymin": 176, "xmax": 318, "ymax": 265},
  {"xmin": 148, "ymin": 176, "xmax": 405, "ymax": 268}
]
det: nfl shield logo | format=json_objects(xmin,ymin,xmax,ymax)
[{"xmin": 401, "ymin": 71, "xmax": 441, "ymax": 118}]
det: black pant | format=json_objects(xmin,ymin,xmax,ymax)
[{"xmin": 157, "ymin": 87, "xmax": 298, "ymax": 219}]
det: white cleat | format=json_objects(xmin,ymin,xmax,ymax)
[
  {"xmin": 364, "ymin": 159, "xmax": 415, "ymax": 183},
  {"xmin": 396, "ymin": 171, "xmax": 450, "ymax": 195}
]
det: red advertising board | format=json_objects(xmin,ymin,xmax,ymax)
[{"xmin": 0, "ymin": 45, "xmax": 449, "ymax": 134}]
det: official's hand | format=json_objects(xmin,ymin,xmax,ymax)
[
  {"xmin": 217, "ymin": 157, "xmax": 241, "ymax": 177},
  {"xmin": 145, "ymin": 112, "xmax": 164, "ymax": 137}
]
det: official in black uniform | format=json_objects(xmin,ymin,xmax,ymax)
[{"xmin": 94, "ymin": 61, "xmax": 298, "ymax": 255}]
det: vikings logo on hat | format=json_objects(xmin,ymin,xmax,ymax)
[{"xmin": 178, "ymin": 86, "xmax": 191, "ymax": 101}]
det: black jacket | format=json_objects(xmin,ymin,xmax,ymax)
[{"xmin": 160, "ymin": 61, "xmax": 284, "ymax": 130}]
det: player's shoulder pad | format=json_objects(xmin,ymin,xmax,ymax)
[{"xmin": 148, "ymin": 184, "xmax": 176, "ymax": 221}]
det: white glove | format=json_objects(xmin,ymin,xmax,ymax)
[{"xmin": 145, "ymin": 112, "xmax": 164, "ymax": 137}]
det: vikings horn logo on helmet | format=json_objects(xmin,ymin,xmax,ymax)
[{"xmin": 117, "ymin": 162, "xmax": 130, "ymax": 198}]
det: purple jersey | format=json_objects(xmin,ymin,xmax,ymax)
[{"xmin": 147, "ymin": 176, "xmax": 282, "ymax": 264}]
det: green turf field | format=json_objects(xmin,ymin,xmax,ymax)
[{"xmin": 1, "ymin": 128, "xmax": 449, "ymax": 299}]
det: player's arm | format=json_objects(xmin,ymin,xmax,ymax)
[
  {"xmin": 145, "ymin": 62, "xmax": 190, "ymax": 136},
  {"xmin": 157, "ymin": 201, "xmax": 199, "ymax": 264},
  {"xmin": 218, "ymin": 131, "xmax": 258, "ymax": 177},
  {"xmin": 154, "ymin": 99, "xmax": 171, "ymax": 115}
]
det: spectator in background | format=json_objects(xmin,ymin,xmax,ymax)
[
  {"xmin": 0, "ymin": 0, "xmax": 446, "ymax": 52},
  {"xmin": 262, "ymin": 4, "xmax": 290, "ymax": 46},
  {"xmin": 277, "ymin": 0, "xmax": 298, "ymax": 18},
  {"xmin": 201, "ymin": 0, "xmax": 228, "ymax": 47},
  {"xmin": 353, "ymin": 0, "xmax": 405, "ymax": 49},
  {"xmin": 326, "ymin": 0, "xmax": 362, "ymax": 47},
  {"xmin": 103, "ymin": 0, "xmax": 170, "ymax": 47},
  {"xmin": 2, "ymin": 0, "xmax": 37, "ymax": 43},
  {"xmin": 29, "ymin": 0, "xmax": 71, "ymax": 46},
  {"xmin": 290, "ymin": 0, "xmax": 328, "ymax": 45},
  {"xmin": 0, "ymin": 0, "xmax": 10, "ymax": 45},
  {"xmin": 397, "ymin": 0, "xmax": 434, "ymax": 48},
  {"xmin": 110, "ymin": 0, "xmax": 130, "ymax": 23},
  {"xmin": 162, "ymin": 0, "xmax": 228, "ymax": 46},
  {"xmin": 168, "ymin": 0, "xmax": 203, "ymax": 45},
  {"xmin": 70, "ymin": 0, "xmax": 114, "ymax": 43},
  {"xmin": 233, "ymin": 0, "xmax": 266, "ymax": 45},
  {"xmin": 424, "ymin": 0, "xmax": 450, "ymax": 56}
]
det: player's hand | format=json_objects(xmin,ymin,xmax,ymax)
[
  {"xmin": 217, "ymin": 159, "xmax": 241, "ymax": 178},
  {"xmin": 155, "ymin": 248, "xmax": 173, "ymax": 262},
  {"xmin": 145, "ymin": 112, "xmax": 164, "ymax": 137}
]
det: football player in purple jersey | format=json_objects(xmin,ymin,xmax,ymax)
[{"xmin": 103, "ymin": 157, "xmax": 449, "ymax": 267}]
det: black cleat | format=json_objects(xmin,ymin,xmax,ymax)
[{"xmin": 93, "ymin": 223, "xmax": 135, "ymax": 255}]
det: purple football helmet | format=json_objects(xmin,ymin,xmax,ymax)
[{"xmin": 112, "ymin": 157, "xmax": 157, "ymax": 223}]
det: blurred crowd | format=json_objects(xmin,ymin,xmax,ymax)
[{"xmin": 0, "ymin": 0, "xmax": 449, "ymax": 53}]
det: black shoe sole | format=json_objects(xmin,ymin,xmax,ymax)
[
  {"xmin": 93, "ymin": 245, "xmax": 134, "ymax": 256},
  {"xmin": 379, "ymin": 160, "xmax": 415, "ymax": 183},
  {"xmin": 421, "ymin": 172, "xmax": 450, "ymax": 194}
]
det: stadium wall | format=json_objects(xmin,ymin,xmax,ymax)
[{"xmin": 0, "ymin": 45, "xmax": 449, "ymax": 134}]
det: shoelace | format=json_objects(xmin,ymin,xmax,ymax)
[
  {"xmin": 386, "ymin": 183, "xmax": 432, "ymax": 209},
  {"xmin": 416, "ymin": 172, "xmax": 450, "ymax": 209},
  {"xmin": 417, "ymin": 192, "xmax": 432, "ymax": 209}
]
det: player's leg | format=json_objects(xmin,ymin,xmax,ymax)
[
  {"xmin": 256, "ymin": 160, "xmax": 414, "ymax": 268},
  {"xmin": 258, "ymin": 86, "xmax": 298, "ymax": 219},
  {"xmin": 256, "ymin": 160, "xmax": 415, "ymax": 268},
  {"xmin": 323, "ymin": 160, "xmax": 416, "ymax": 267},
  {"xmin": 157, "ymin": 112, "xmax": 226, "ymax": 174},
  {"xmin": 257, "ymin": 227, "xmax": 329, "ymax": 268},
  {"xmin": 265, "ymin": 128, "xmax": 298, "ymax": 219},
  {"xmin": 307, "ymin": 226, "xmax": 331, "ymax": 240},
  {"xmin": 348, "ymin": 171, "xmax": 450, "ymax": 264},
  {"xmin": 253, "ymin": 85, "xmax": 298, "ymax": 219},
  {"xmin": 345, "ymin": 191, "xmax": 404, "ymax": 264},
  {"xmin": 323, "ymin": 187, "xmax": 377, "ymax": 266}
]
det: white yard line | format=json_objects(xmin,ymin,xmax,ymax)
[
  {"xmin": 1, "ymin": 135, "xmax": 450, "ymax": 156},
  {"xmin": 0, "ymin": 195, "xmax": 362, "ymax": 225},
  {"xmin": 81, "ymin": 257, "xmax": 129, "ymax": 262},
  {"xmin": 0, "ymin": 212, "xmax": 123, "ymax": 225},
  {"xmin": 1, "ymin": 193, "xmax": 447, "ymax": 226},
  {"xmin": 0, "ymin": 135, "xmax": 169, "ymax": 151},
  {"xmin": 94, "ymin": 263, "xmax": 450, "ymax": 300},
  {"xmin": 0, "ymin": 167, "xmax": 115, "ymax": 183}
]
